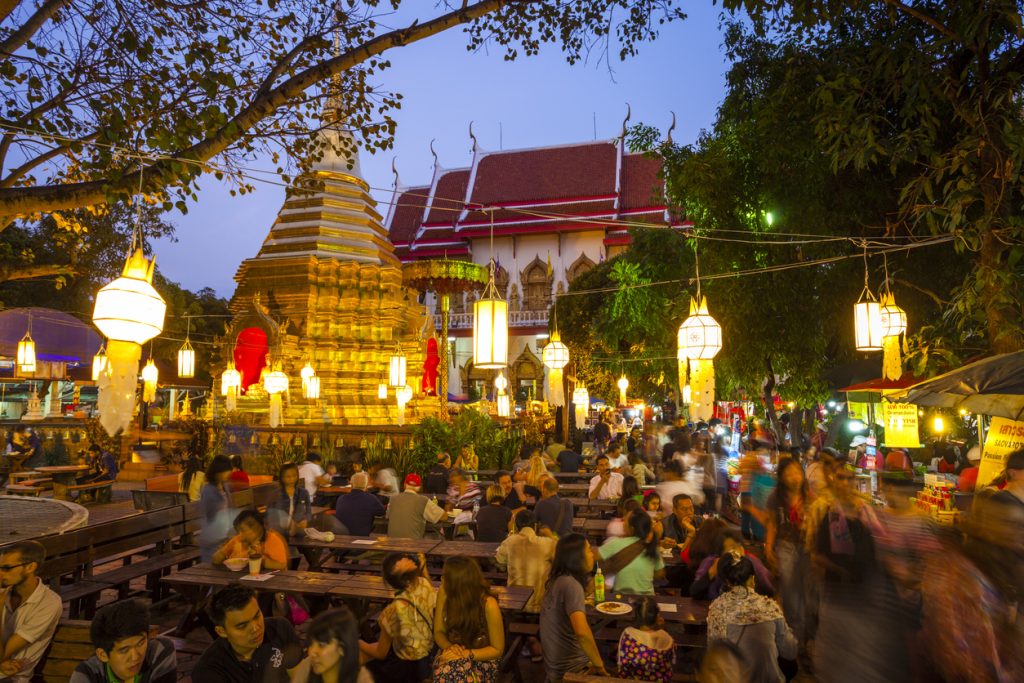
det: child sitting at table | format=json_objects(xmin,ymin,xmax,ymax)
[
  {"xmin": 616, "ymin": 597, "xmax": 675, "ymax": 682},
  {"xmin": 644, "ymin": 492, "xmax": 663, "ymax": 522},
  {"xmin": 212, "ymin": 509, "xmax": 289, "ymax": 571}
]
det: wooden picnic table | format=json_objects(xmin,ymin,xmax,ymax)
[
  {"xmin": 331, "ymin": 573, "xmax": 533, "ymax": 612},
  {"xmin": 587, "ymin": 594, "xmax": 708, "ymax": 626},
  {"xmin": 430, "ymin": 540, "xmax": 501, "ymax": 560},
  {"xmin": 291, "ymin": 535, "xmax": 442, "ymax": 570},
  {"xmin": 34, "ymin": 465, "xmax": 89, "ymax": 500}
]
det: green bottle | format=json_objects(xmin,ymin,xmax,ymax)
[{"xmin": 594, "ymin": 567, "xmax": 605, "ymax": 603}]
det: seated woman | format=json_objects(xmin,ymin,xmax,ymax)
[
  {"xmin": 433, "ymin": 556, "xmax": 505, "ymax": 682},
  {"xmin": 291, "ymin": 606, "xmax": 373, "ymax": 683},
  {"xmin": 445, "ymin": 469, "xmax": 482, "ymax": 511},
  {"xmin": 453, "ymin": 444, "xmax": 479, "ymax": 473},
  {"xmin": 706, "ymin": 554, "xmax": 797, "ymax": 683},
  {"xmin": 359, "ymin": 553, "xmax": 436, "ymax": 681},
  {"xmin": 691, "ymin": 529, "xmax": 774, "ymax": 600},
  {"xmin": 267, "ymin": 462, "xmax": 312, "ymax": 537},
  {"xmin": 212, "ymin": 509, "xmax": 289, "ymax": 571},
  {"xmin": 227, "ymin": 455, "xmax": 250, "ymax": 490},
  {"xmin": 475, "ymin": 485, "xmax": 513, "ymax": 543},
  {"xmin": 606, "ymin": 498, "xmax": 642, "ymax": 539},
  {"xmin": 597, "ymin": 510, "xmax": 665, "ymax": 596},
  {"xmin": 617, "ymin": 597, "xmax": 675, "ymax": 683}
]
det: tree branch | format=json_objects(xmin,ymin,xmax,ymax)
[
  {"xmin": 0, "ymin": 262, "xmax": 78, "ymax": 283},
  {"xmin": 0, "ymin": 0, "xmax": 517, "ymax": 217},
  {"xmin": 893, "ymin": 277, "xmax": 947, "ymax": 307},
  {"xmin": 879, "ymin": 0, "xmax": 962, "ymax": 43},
  {"xmin": 0, "ymin": 0, "xmax": 21, "ymax": 25},
  {"xmin": 0, "ymin": 0, "xmax": 71, "ymax": 57}
]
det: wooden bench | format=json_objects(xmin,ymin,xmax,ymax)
[
  {"xmin": 18, "ymin": 477, "xmax": 53, "ymax": 490},
  {"xmin": 38, "ymin": 620, "xmax": 92, "ymax": 683},
  {"xmin": 64, "ymin": 479, "xmax": 113, "ymax": 503},
  {"xmin": 8, "ymin": 470, "xmax": 42, "ymax": 484},
  {"xmin": 4, "ymin": 484, "xmax": 42, "ymax": 496},
  {"xmin": 132, "ymin": 489, "xmax": 190, "ymax": 511},
  {"xmin": 144, "ymin": 473, "xmax": 181, "ymax": 492}
]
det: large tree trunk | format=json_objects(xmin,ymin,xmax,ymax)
[{"xmin": 789, "ymin": 408, "xmax": 805, "ymax": 452}]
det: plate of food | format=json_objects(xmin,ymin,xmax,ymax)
[{"xmin": 595, "ymin": 601, "xmax": 632, "ymax": 615}]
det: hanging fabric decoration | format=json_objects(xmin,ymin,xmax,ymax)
[
  {"xmin": 542, "ymin": 332, "xmax": 569, "ymax": 407},
  {"xmin": 141, "ymin": 358, "xmax": 159, "ymax": 403},
  {"xmin": 263, "ymin": 366, "xmax": 289, "ymax": 428},
  {"xmin": 573, "ymin": 385, "xmax": 589, "ymax": 429},
  {"xmin": 300, "ymin": 362, "xmax": 315, "ymax": 394},
  {"xmin": 396, "ymin": 384, "xmax": 413, "ymax": 426},
  {"xmin": 495, "ymin": 371, "xmax": 510, "ymax": 418},
  {"xmin": 879, "ymin": 292, "xmax": 907, "ymax": 380},
  {"xmin": 421, "ymin": 337, "xmax": 440, "ymax": 396},
  {"xmin": 677, "ymin": 296, "xmax": 722, "ymax": 423},
  {"xmin": 377, "ymin": 383, "xmax": 387, "ymax": 400}
]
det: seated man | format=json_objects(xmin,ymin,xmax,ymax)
[
  {"xmin": 193, "ymin": 585, "xmax": 302, "ymax": 683},
  {"xmin": 84, "ymin": 444, "xmax": 118, "ymax": 483},
  {"xmin": 335, "ymin": 472, "xmax": 386, "ymax": 536},
  {"xmin": 213, "ymin": 510, "xmax": 289, "ymax": 571},
  {"xmin": 0, "ymin": 540, "xmax": 62, "ymax": 683},
  {"xmin": 588, "ymin": 455, "xmax": 624, "ymax": 500},
  {"xmin": 70, "ymin": 600, "xmax": 176, "ymax": 683}
]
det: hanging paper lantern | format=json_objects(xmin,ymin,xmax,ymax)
[
  {"xmin": 853, "ymin": 293, "xmax": 884, "ymax": 352},
  {"xmin": 880, "ymin": 292, "xmax": 908, "ymax": 381},
  {"xmin": 177, "ymin": 339, "xmax": 195, "ymax": 379},
  {"xmin": 617, "ymin": 375, "xmax": 629, "ymax": 406},
  {"xmin": 573, "ymin": 385, "xmax": 589, "ymax": 429},
  {"xmin": 377, "ymin": 383, "xmax": 387, "ymax": 399},
  {"xmin": 263, "ymin": 368, "xmax": 289, "ymax": 428},
  {"xmin": 221, "ymin": 362, "xmax": 241, "ymax": 412},
  {"xmin": 677, "ymin": 296, "xmax": 722, "ymax": 361},
  {"xmin": 92, "ymin": 343, "xmax": 108, "ymax": 382},
  {"xmin": 141, "ymin": 358, "xmax": 159, "ymax": 403},
  {"xmin": 677, "ymin": 297, "xmax": 722, "ymax": 422},
  {"xmin": 304, "ymin": 375, "xmax": 321, "ymax": 400},
  {"xmin": 389, "ymin": 347, "xmax": 407, "ymax": 388},
  {"xmin": 494, "ymin": 371, "xmax": 509, "ymax": 393},
  {"xmin": 542, "ymin": 332, "xmax": 570, "ymax": 370},
  {"xmin": 16, "ymin": 331, "xmax": 36, "ymax": 375},
  {"xmin": 496, "ymin": 391, "xmax": 510, "ymax": 418},
  {"xmin": 300, "ymin": 362, "xmax": 316, "ymax": 392},
  {"xmin": 92, "ymin": 249, "xmax": 166, "ymax": 436},
  {"xmin": 473, "ymin": 274, "xmax": 508, "ymax": 369},
  {"xmin": 396, "ymin": 384, "xmax": 413, "ymax": 426}
]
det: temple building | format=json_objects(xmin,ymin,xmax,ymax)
[{"xmin": 386, "ymin": 128, "xmax": 677, "ymax": 401}]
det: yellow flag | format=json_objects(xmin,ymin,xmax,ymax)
[{"xmin": 546, "ymin": 251, "xmax": 553, "ymax": 277}]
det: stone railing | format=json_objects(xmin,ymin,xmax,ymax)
[{"xmin": 436, "ymin": 308, "xmax": 551, "ymax": 330}]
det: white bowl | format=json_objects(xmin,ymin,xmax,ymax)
[{"xmin": 224, "ymin": 558, "xmax": 248, "ymax": 572}]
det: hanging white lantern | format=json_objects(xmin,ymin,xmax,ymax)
[
  {"xmin": 473, "ymin": 271, "xmax": 508, "ymax": 369},
  {"xmin": 93, "ymin": 248, "xmax": 166, "ymax": 345},
  {"xmin": 263, "ymin": 367, "xmax": 289, "ymax": 428},
  {"xmin": 377, "ymin": 383, "xmax": 387, "ymax": 399},
  {"xmin": 677, "ymin": 296, "xmax": 722, "ymax": 361},
  {"xmin": 388, "ymin": 347, "xmax": 407, "ymax": 388},
  {"xmin": 880, "ymin": 292, "xmax": 908, "ymax": 381},
  {"xmin": 92, "ymin": 248, "xmax": 166, "ymax": 436},
  {"xmin": 497, "ymin": 391, "xmax": 510, "ymax": 418},
  {"xmin": 304, "ymin": 375, "xmax": 320, "ymax": 400},
  {"xmin": 92, "ymin": 343, "xmax": 108, "ymax": 382},
  {"xmin": 177, "ymin": 339, "xmax": 195, "ymax": 379},
  {"xmin": 617, "ymin": 375, "xmax": 629, "ymax": 406},
  {"xmin": 853, "ymin": 295, "xmax": 884, "ymax": 351},
  {"xmin": 494, "ymin": 371, "xmax": 509, "ymax": 393},
  {"xmin": 573, "ymin": 384, "xmax": 589, "ymax": 429},
  {"xmin": 300, "ymin": 362, "xmax": 316, "ymax": 391},
  {"xmin": 677, "ymin": 296, "xmax": 721, "ymax": 422},
  {"xmin": 16, "ymin": 331, "xmax": 36, "ymax": 375},
  {"xmin": 141, "ymin": 358, "xmax": 159, "ymax": 403},
  {"xmin": 542, "ymin": 332, "xmax": 570, "ymax": 370}
]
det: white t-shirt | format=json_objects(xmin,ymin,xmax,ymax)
[
  {"xmin": 375, "ymin": 468, "xmax": 399, "ymax": 497},
  {"xmin": 588, "ymin": 472, "xmax": 624, "ymax": 500},
  {"xmin": 297, "ymin": 461, "xmax": 326, "ymax": 497},
  {"xmin": 608, "ymin": 454, "xmax": 630, "ymax": 472},
  {"xmin": 1, "ymin": 580, "xmax": 62, "ymax": 683}
]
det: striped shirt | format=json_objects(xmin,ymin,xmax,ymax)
[{"xmin": 70, "ymin": 636, "xmax": 177, "ymax": 683}]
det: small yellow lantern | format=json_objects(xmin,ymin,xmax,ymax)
[
  {"xmin": 177, "ymin": 339, "xmax": 195, "ymax": 379},
  {"xmin": 300, "ymin": 362, "xmax": 316, "ymax": 391},
  {"xmin": 388, "ymin": 346, "xmax": 407, "ymax": 388},
  {"xmin": 263, "ymin": 367, "xmax": 289, "ymax": 428},
  {"xmin": 854, "ymin": 293, "xmax": 884, "ymax": 352},
  {"xmin": 377, "ymin": 383, "xmax": 387, "ymax": 400},
  {"xmin": 92, "ymin": 343, "xmax": 107, "ymax": 381},
  {"xmin": 573, "ymin": 384, "xmax": 589, "ymax": 429},
  {"xmin": 16, "ymin": 330, "xmax": 36, "ymax": 375},
  {"xmin": 304, "ymin": 375, "xmax": 321, "ymax": 400},
  {"xmin": 617, "ymin": 375, "xmax": 629, "ymax": 406},
  {"xmin": 473, "ymin": 270, "xmax": 508, "ymax": 370},
  {"xmin": 141, "ymin": 358, "xmax": 159, "ymax": 403},
  {"xmin": 542, "ymin": 332, "xmax": 570, "ymax": 370},
  {"xmin": 677, "ymin": 296, "xmax": 722, "ymax": 361}
]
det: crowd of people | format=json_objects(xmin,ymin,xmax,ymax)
[{"xmin": 2, "ymin": 408, "xmax": 1022, "ymax": 683}]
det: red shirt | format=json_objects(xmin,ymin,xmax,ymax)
[
  {"xmin": 958, "ymin": 467, "xmax": 979, "ymax": 492},
  {"xmin": 228, "ymin": 470, "xmax": 250, "ymax": 488}
]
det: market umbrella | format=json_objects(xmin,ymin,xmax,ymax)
[{"xmin": 887, "ymin": 351, "xmax": 1024, "ymax": 420}]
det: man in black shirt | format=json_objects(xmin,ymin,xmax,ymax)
[
  {"xmin": 193, "ymin": 586, "xmax": 302, "ymax": 683},
  {"xmin": 423, "ymin": 452, "xmax": 451, "ymax": 495},
  {"xmin": 592, "ymin": 411, "xmax": 612, "ymax": 449},
  {"xmin": 497, "ymin": 470, "xmax": 525, "ymax": 511},
  {"xmin": 556, "ymin": 448, "xmax": 583, "ymax": 473}
]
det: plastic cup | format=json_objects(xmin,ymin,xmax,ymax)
[{"xmin": 248, "ymin": 556, "xmax": 262, "ymax": 576}]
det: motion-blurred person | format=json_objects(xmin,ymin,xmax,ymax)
[
  {"xmin": 199, "ymin": 456, "xmax": 235, "ymax": 563},
  {"xmin": 920, "ymin": 491, "xmax": 1024, "ymax": 682},
  {"xmin": 811, "ymin": 464, "xmax": 910, "ymax": 682},
  {"xmin": 691, "ymin": 529, "xmax": 774, "ymax": 600},
  {"xmin": 992, "ymin": 448, "xmax": 1024, "ymax": 507},
  {"xmin": 266, "ymin": 463, "xmax": 312, "ymax": 537},
  {"xmin": 697, "ymin": 640, "xmax": 744, "ymax": 683},
  {"xmin": 957, "ymin": 445, "xmax": 982, "ymax": 492},
  {"xmin": 706, "ymin": 554, "xmax": 797, "ymax": 683},
  {"xmin": 764, "ymin": 457, "xmax": 814, "ymax": 644}
]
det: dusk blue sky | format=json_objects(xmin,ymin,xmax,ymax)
[{"xmin": 156, "ymin": 4, "xmax": 731, "ymax": 297}]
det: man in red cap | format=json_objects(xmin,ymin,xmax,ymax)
[{"xmin": 386, "ymin": 473, "xmax": 446, "ymax": 539}]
